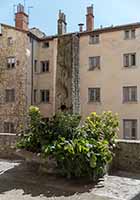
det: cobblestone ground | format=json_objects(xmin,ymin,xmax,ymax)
[{"xmin": 0, "ymin": 160, "xmax": 140, "ymax": 200}]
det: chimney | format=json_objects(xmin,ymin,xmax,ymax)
[
  {"xmin": 86, "ymin": 4, "xmax": 94, "ymax": 32},
  {"xmin": 78, "ymin": 23, "xmax": 84, "ymax": 32},
  {"xmin": 57, "ymin": 10, "xmax": 67, "ymax": 35},
  {"xmin": 15, "ymin": 4, "xmax": 29, "ymax": 31}
]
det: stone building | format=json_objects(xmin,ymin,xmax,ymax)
[{"xmin": 0, "ymin": 3, "xmax": 140, "ymax": 140}]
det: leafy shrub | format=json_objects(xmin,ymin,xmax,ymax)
[
  {"xmin": 17, "ymin": 106, "xmax": 46, "ymax": 152},
  {"xmin": 17, "ymin": 107, "xmax": 119, "ymax": 181}
]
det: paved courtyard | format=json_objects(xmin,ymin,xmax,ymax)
[{"xmin": 0, "ymin": 159, "xmax": 140, "ymax": 200}]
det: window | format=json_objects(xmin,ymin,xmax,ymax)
[
  {"xmin": 89, "ymin": 34, "xmax": 99, "ymax": 44},
  {"xmin": 124, "ymin": 30, "xmax": 129, "ymax": 39},
  {"xmin": 124, "ymin": 29, "xmax": 136, "ymax": 39},
  {"xmin": 40, "ymin": 90, "xmax": 50, "ymax": 103},
  {"xmin": 34, "ymin": 89, "xmax": 37, "ymax": 103},
  {"xmin": 42, "ymin": 42, "xmax": 49, "ymax": 48},
  {"xmin": 89, "ymin": 56, "xmax": 100, "ymax": 70},
  {"xmin": 7, "ymin": 57, "xmax": 16, "ymax": 69},
  {"xmin": 131, "ymin": 30, "xmax": 136, "ymax": 39},
  {"xmin": 34, "ymin": 60, "xmax": 38, "ymax": 73},
  {"xmin": 123, "ymin": 86, "xmax": 137, "ymax": 102},
  {"xmin": 88, "ymin": 88, "xmax": 100, "ymax": 102},
  {"xmin": 123, "ymin": 120, "xmax": 137, "ymax": 140},
  {"xmin": 41, "ymin": 61, "xmax": 49, "ymax": 72},
  {"xmin": 7, "ymin": 37, "xmax": 13, "ymax": 45},
  {"xmin": 5, "ymin": 89, "xmax": 15, "ymax": 102},
  {"xmin": 4, "ymin": 122, "xmax": 15, "ymax": 133},
  {"xmin": 123, "ymin": 53, "xmax": 136, "ymax": 67}
]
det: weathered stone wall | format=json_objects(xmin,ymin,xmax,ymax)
[
  {"xmin": 72, "ymin": 34, "xmax": 80, "ymax": 114},
  {"xmin": 0, "ymin": 133, "xmax": 18, "ymax": 159},
  {"xmin": 0, "ymin": 24, "xmax": 32, "ymax": 132},
  {"xmin": 112, "ymin": 140, "xmax": 140, "ymax": 173},
  {"xmin": 0, "ymin": 133, "xmax": 17, "ymax": 148},
  {"xmin": 55, "ymin": 34, "xmax": 80, "ymax": 113}
]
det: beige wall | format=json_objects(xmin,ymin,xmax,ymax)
[
  {"xmin": 80, "ymin": 28, "xmax": 140, "ymax": 139},
  {"xmin": 33, "ymin": 38, "xmax": 58, "ymax": 118}
]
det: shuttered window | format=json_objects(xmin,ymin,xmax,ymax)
[
  {"xmin": 123, "ymin": 53, "xmax": 136, "ymax": 67},
  {"xmin": 123, "ymin": 120, "xmax": 137, "ymax": 140},
  {"xmin": 88, "ymin": 88, "xmax": 100, "ymax": 102},
  {"xmin": 41, "ymin": 61, "xmax": 49, "ymax": 72},
  {"xmin": 89, "ymin": 35, "xmax": 100, "ymax": 44},
  {"xmin": 40, "ymin": 90, "xmax": 50, "ymax": 103},
  {"xmin": 124, "ymin": 30, "xmax": 136, "ymax": 40},
  {"xmin": 89, "ymin": 57, "xmax": 100, "ymax": 70},
  {"xmin": 123, "ymin": 86, "xmax": 137, "ymax": 102}
]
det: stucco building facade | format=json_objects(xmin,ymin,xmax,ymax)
[{"xmin": 0, "ymin": 3, "xmax": 140, "ymax": 140}]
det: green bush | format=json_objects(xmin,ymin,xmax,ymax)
[
  {"xmin": 17, "ymin": 107, "xmax": 119, "ymax": 181},
  {"xmin": 17, "ymin": 106, "xmax": 46, "ymax": 152}
]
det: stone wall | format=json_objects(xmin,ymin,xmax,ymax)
[
  {"xmin": 72, "ymin": 34, "xmax": 80, "ymax": 114},
  {"xmin": 0, "ymin": 24, "xmax": 32, "ymax": 132},
  {"xmin": 55, "ymin": 34, "xmax": 80, "ymax": 114},
  {"xmin": 112, "ymin": 140, "xmax": 140, "ymax": 173},
  {"xmin": 0, "ymin": 133, "xmax": 18, "ymax": 159}
]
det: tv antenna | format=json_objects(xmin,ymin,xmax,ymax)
[
  {"xmin": 28, "ymin": 6, "xmax": 34, "ymax": 15},
  {"xmin": 23, "ymin": 0, "xmax": 26, "ymax": 11},
  {"xmin": 13, "ymin": 4, "xmax": 17, "ymax": 21},
  {"xmin": 28, "ymin": 6, "xmax": 34, "ymax": 24}
]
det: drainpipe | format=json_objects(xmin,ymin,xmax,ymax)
[{"xmin": 31, "ymin": 37, "xmax": 34, "ymax": 105}]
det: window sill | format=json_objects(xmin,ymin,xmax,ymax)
[
  {"xmin": 88, "ymin": 68, "xmax": 101, "ymax": 71},
  {"xmin": 123, "ymin": 101, "xmax": 138, "ymax": 104},
  {"xmin": 39, "ymin": 102, "xmax": 51, "ymax": 105},
  {"xmin": 6, "ymin": 67, "xmax": 16, "ymax": 70},
  {"xmin": 88, "ymin": 101, "xmax": 101, "ymax": 105},
  {"xmin": 36, "ymin": 72, "xmax": 50, "ymax": 74},
  {"xmin": 124, "ymin": 38, "xmax": 136, "ymax": 40},
  {"xmin": 89, "ymin": 43, "xmax": 100, "ymax": 45},
  {"xmin": 123, "ymin": 66, "xmax": 137, "ymax": 69}
]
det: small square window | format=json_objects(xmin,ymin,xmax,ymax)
[
  {"xmin": 89, "ymin": 35, "xmax": 100, "ymax": 44},
  {"xmin": 88, "ymin": 88, "xmax": 100, "ymax": 102},
  {"xmin": 8, "ymin": 37, "xmax": 13, "ymax": 46},
  {"xmin": 89, "ymin": 57, "xmax": 100, "ymax": 70},
  {"xmin": 4, "ymin": 122, "xmax": 15, "ymax": 133},
  {"xmin": 5, "ymin": 89, "xmax": 15, "ymax": 102},
  {"xmin": 42, "ymin": 42, "xmax": 49, "ymax": 48},
  {"xmin": 7, "ymin": 57, "xmax": 16, "ymax": 69}
]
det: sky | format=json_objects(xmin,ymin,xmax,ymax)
[{"xmin": 0, "ymin": 0, "xmax": 140, "ymax": 35}]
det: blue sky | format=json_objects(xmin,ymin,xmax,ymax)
[{"xmin": 0, "ymin": 0, "xmax": 140, "ymax": 35}]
